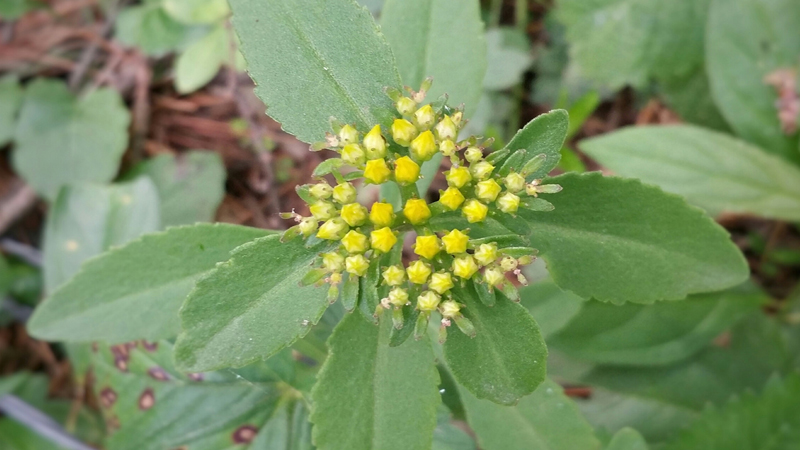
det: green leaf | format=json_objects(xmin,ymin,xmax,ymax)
[
  {"xmin": 0, "ymin": 75, "xmax": 23, "ymax": 147},
  {"xmin": 497, "ymin": 110, "xmax": 569, "ymax": 180},
  {"xmin": 310, "ymin": 313, "xmax": 440, "ymax": 450},
  {"xmin": 580, "ymin": 125, "xmax": 800, "ymax": 221},
  {"xmin": 230, "ymin": 0, "xmax": 402, "ymax": 144},
  {"xmin": 522, "ymin": 172, "xmax": 749, "ymax": 304},
  {"xmin": 483, "ymin": 27, "xmax": 533, "ymax": 91},
  {"xmin": 663, "ymin": 374, "xmax": 800, "ymax": 450},
  {"xmin": 41, "ymin": 178, "xmax": 161, "ymax": 293},
  {"xmin": 0, "ymin": 0, "xmax": 37, "ymax": 20},
  {"xmin": 659, "ymin": 67, "xmax": 729, "ymax": 131},
  {"xmin": 519, "ymin": 279, "xmax": 584, "ymax": 338},
  {"xmin": 548, "ymin": 286, "xmax": 764, "ymax": 366},
  {"xmin": 381, "ymin": 0, "xmax": 486, "ymax": 117},
  {"xmin": 163, "ymin": 0, "xmax": 230, "ymax": 24},
  {"xmin": 116, "ymin": 3, "xmax": 208, "ymax": 56},
  {"xmin": 606, "ymin": 428, "xmax": 648, "ymax": 450},
  {"xmin": 432, "ymin": 406, "xmax": 476, "ymax": 450},
  {"xmin": 29, "ymin": 224, "xmax": 270, "ymax": 343},
  {"xmin": 175, "ymin": 234, "xmax": 335, "ymax": 372},
  {"xmin": 444, "ymin": 286, "xmax": 547, "ymax": 405},
  {"xmin": 706, "ymin": 0, "xmax": 800, "ymax": 162},
  {"xmin": 174, "ymin": 25, "xmax": 229, "ymax": 93},
  {"xmin": 459, "ymin": 378, "xmax": 601, "ymax": 450},
  {"xmin": 128, "ymin": 151, "xmax": 226, "ymax": 226},
  {"xmin": 12, "ymin": 79, "xmax": 131, "ymax": 200}
]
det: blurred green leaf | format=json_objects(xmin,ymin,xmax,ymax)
[
  {"xmin": 0, "ymin": 0, "xmax": 38, "ymax": 20},
  {"xmin": 116, "ymin": 3, "xmax": 208, "ymax": 56},
  {"xmin": 12, "ymin": 79, "xmax": 130, "ymax": 200},
  {"xmin": 659, "ymin": 67, "xmax": 729, "ymax": 131},
  {"xmin": 606, "ymin": 428, "xmax": 648, "ymax": 450},
  {"xmin": 163, "ymin": 0, "xmax": 229, "ymax": 24},
  {"xmin": 497, "ymin": 109, "xmax": 569, "ymax": 180},
  {"xmin": 519, "ymin": 279, "xmax": 584, "ymax": 338},
  {"xmin": 432, "ymin": 406, "xmax": 475, "ymax": 450},
  {"xmin": 174, "ymin": 25, "xmax": 230, "ymax": 93},
  {"xmin": 0, "ymin": 75, "xmax": 23, "ymax": 147},
  {"xmin": 483, "ymin": 27, "xmax": 533, "ymax": 91}
]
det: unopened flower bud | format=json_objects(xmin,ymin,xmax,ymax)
[
  {"xmin": 339, "ymin": 124, "xmax": 359, "ymax": 145},
  {"xmin": 317, "ymin": 218, "xmax": 348, "ymax": 240},
  {"xmin": 332, "ymin": 182, "xmax": 357, "ymax": 204},
  {"xmin": 403, "ymin": 198, "xmax": 431, "ymax": 225},
  {"xmin": 322, "ymin": 252, "xmax": 345, "ymax": 272},
  {"xmin": 452, "ymin": 254, "xmax": 479, "ymax": 279},
  {"xmin": 382, "ymin": 265, "xmax": 406, "ymax": 286},
  {"xmin": 309, "ymin": 182, "xmax": 333, "ymax": 199},
  {"xmin": 484, "ymin": 265, "xmax": 505, "ymax": 287},
  {"xmin": 429, "ymin": 272, "xmax": 454, "ymax": 295},
  {"xmin": 413, "ymin": 104, "xmax": 436, "ymax": 130},
  {"xmin": 394, "ymin": 156, "xmax": 421, "ymax": 185},
  {"xmin": 470, "ymin": 161, "xmax": 494, "ymax": 180},
  {"xmin": 474, "ymin": 243, "xmax": 498, "ymax": 266},
  {"xmin": 388, "ymin": 287, "xmax": 409, "ymax": 307},
  {"xmin": 363, "ymin": 125, "xmax": 387, "ymax": 159},
  {"xmin": 504, "ymin": 172, "xmax": 526, "ymax": 193},
  {"xmin": 299, "ymin": 217, "xmax": 319, "ymax": 236},
  {"xmin": 434, "ymin": 115, "xmax": 458, "ymax": 141},
  {"xmin": 497, "ymin": 192, "xmax": 520, "ymax": 213},
  {"xmin": 451, "ymin": 111, "xmax": 463, "ymax": 126},
  {"xmin": 500, "ymin": 256, "xmax": 518, "ymax": 272},
  {"xmin": 445, "ymin": 167, "xmax": 472, "ymax": 188},
  {"xmin": 345, "ymin": 254, "xmax": 370, "ymax": 276},
  {"xmin": 441, "ymin": 229, "xmax": 469, "ymax": 254},
  {"xmin": 476, "ymin": 179, "xmax": 502, "ymax": 202},
  {"xmin": 391, "ymin": 119, "xmax": 418, "ymax": 146},
  {"xmin": 396, "ymin": 97, "xmax": 417, "ymax": 115},
  {"xmin": 370, "ymin": 227, "xmax": 397, "ymax": 253},
  {"xmin": 341, "ymin": 230, "xmax": 369, "ymax": 254},
  {"xmin": 364, "ymin": 159, "xmax": 391, "ymax": 184},
  {"xmin": 439, "ymin": 300, "xmax": 460, "ymax": 318},
  {"xmin": 462, "ymin": 199, "xmax": 488, "ymax": 223},
  {"xmin": 341, "ymin": 144, "xmax": 366, "ymax": 166},
  {"xmin": 439, "ymin": 139, "xmax": 457, "ymax": 157},
  {"xmin": 414, "ymin": 235, "xmax": 441, "ymax": 260},
  {"xmin": 465, "ymin": 146, "xmax": 483, "ymax": 163},
  {"xmin": 310, "ymin": 201, "xmax": 337, "ymax": 220},
  {"xmin": 439, "ymin": 187, "xmax": 465, "ymax": 211},
  {"xmin": 329, "ymin": 272, "xmax": 342, "ymax": 285},
  {"xmin": 369, "ymin": 202, "xmax": 395, "ymax": 227},
  {"xmin": 340, "ymin": 203, "xmax": 368, "ymax": 227},
  {"xmin": 407, "ymin": 260, "xmax": 432, "ymax": 284},
  {"xmin": 417, "ymin": 290, "xmax": 441, "ymax": 312},
  {"xmin": 410, "ymin": 130, "xmax": 437, "ymax": 161}
]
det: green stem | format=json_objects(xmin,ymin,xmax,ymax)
[
  {"xmin": 515, "ymin": 0, "xmax": 528, "ymax": 31},
  {"xmin": 489, "ymin": 0, "xmax": 503, "ymax": 27}
]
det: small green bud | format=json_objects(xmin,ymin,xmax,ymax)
[
  {"xmin": 299, "ymin": 217, "xmax": 319, "ymax": 236},
  {"xmin": 392, "ymin": 119, "xmax": 419, "ymax": 146},
  {"xmin": 434, "ymin": 115, "xmax": 458, "ymax": 141},
  {"xmin": 363, "ymin": 125, "xmax": 387, "ymax": 159},
  {"xmin": 322, "ymin": 252, "xmax": 345, "ymax": 272},
  {"xmin": 503, "ymin": 172, "xmax": 526, "ymax": 193},
  {"xmin": 339, "ymin": 124, "xmax": 359, "ymax": 145},
  {"xmin": 439, "ymin": 139, "xmax": 457, "ymax": 157},
  {"xmin": 465, "ymin": 146, "xmax": 483, "ymax": 163},
  {"xmin": 309, "ymin": 201, "xmax": 337, "ymax": 220},
  {"xmin": 332, "ymin": 182, "xmax": 357, "ymax": 204},
  {"xmin": 396, "ymin": 97, "xmax": 417, "ymax": 115},
  {"xmin": 309, "ymin": 182, "xmax": 333, "ymax": 199},
  {"xmin": 341, "ymin": 144, "xmax": 366, "ymax": 166},
  {"xmin": 413, "ymin": 104, "xmax": 436, "ymax": 130},
  {"xmin": 500, "ymin": 256, "xmax": 518, "ymax": 272},
  {"xmin": 417, "ymin": 290, "xmax": 441, "ymax": 312}
]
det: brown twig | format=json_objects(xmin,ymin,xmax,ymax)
[{"xmin": 0, "ymin": 181, "xmax": 37, "ymax": 235}]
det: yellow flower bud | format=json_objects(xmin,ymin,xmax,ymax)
[
  {"xmin": 340, "ymin": 203, "xmax": 368, "ymax": 227},
  {"xmin": 329, "ymin": 272, "xmax": 343, "ymax": 285},
  {"xmin": 451, "ymin": 111, "xmax": 463, "ymax": 126},
  {"xmin": 413, "ymin": 104, "xmax": 436, "ymax": 130},
  {"xmin": 417, "ymin": 290, "xmax": 441, "ymax": 312},
  {"xmin": 382, "ymin": 265, "xmax": 406, "ymax": 286},
  {"xmin": 439, "ymin": 187, "xmax": 465, "ymax": 211},
  {"xmin": 396, "ymin": 97, "xmax": 417, "ymax": 115},
  {"xmin": 484, "ymin": 265, "xmax": 505, "ymax": 286},
  {"xmin": 410, "ymin": 130, "xmax": 437, "ymax": 161},
  {"xmin": 465, "ymin": 146, "xmax": 483, "ymax": 163},
  {"xmin": 474, "ymin": 243, "xmax": 498, "ymax": 266},
  {"xmin": 299, "ymin": 217, "xmax": 319, "ymax": 236},
  {"xmin": 434, "ymin": 115, "xmax": 457, "ymax": 141},
  {"xmin": 407, "ymin": 260, "xmax": 432, "ymax": 284},
  {"xmin": 445, "ymin": 167, "xmax": 472, "ymax": 188},
  {"xmin": 370, "ymin": 227, "xmax": 397, "ymax": 253},
  {"xmin": 317, "ymin": 218, "xmax": 348, "ymax": 240},
  {"xmin": 470, "ymin": 161, "xmax": 494, "ymax": 180},
  {"xmin": 339, "ymin": 124, "xmax": 359, "ymax": 145},
  {"xmin": 341, "ymin": 144, "xmax": 365, "ymax": 166},
  {"xmin": 439, "ymin": 139, "xmax": 457, "ymax": 157},
  {"xmin": 462, "ymin": 199, "xmax": 488, "ymax": 223},
  {"xmin": 476, "ymin": 179, "xmax": 502, "ymax": 202},
  {"xmin": 439, "ymin": 300, "xmax": 460, "ymax": 318},
  {"xmin": 403, "ymin": 198, "xmax": 431, "ymax": 225},
  {"xmin": 309, "ymin": 182, "xmax": 333, "ymax": 199},
  {"xmin": 341, "ymin": 230, "xmax": 369, "ymax": 254},
  {"xmin": 391, "ymin": 119, "xmax": 418, "ymax": 146},
  {"xmin": 388, "ymin": 287, "xmax": 409, "ymax": 307},
  {"xmin": 310, "ymin": 201, "xmax": 337, "ymax": 220},
  {"xmin": 429, "ymin": 272, "xmax": 454, "ymax": 295},
  {"xmin": 332, "ymin": 182, "xmax": 357, "ymax": 204},
  {"xmin": 414, "ymin": 235, "xmax": 441, "ymax": 260},
  {"xmin": 322, "ymin": 252, "xmax": 345, "ymax": 272},
  {"xmin": 394, "ymin": 156, "xmax": 420, "ymax": 185},
  {"xmin": 497, "ymin": 192, "xmax": 520, "ymax": 214},
  {"xmin": 363, "ymin": 125, "xmax": 387, "ymax": 159},
  {"xmin": 369, "ymin": 202, "xmax": 395, "ymax": 228},
  {"xmin": 504, "ymin": 172, "xmax": 526, "ymax": 193},
  {"xmin": 345, "ymin": 254, "xmax": 370, "ymax": 276},
  {"xmin": 501, "ymin": 256, "xmax": 518, "ymax": 272},
  {"xmin": 441, "ymin": 229, "xmax": 469, "ymax": 254},
  {"xmin": 452, "ymin": 254, "xmax": 479, "ymax": 279},
  {"xmin": 364, "ymin": 159, "xmax": 391, "ymax": 184}
]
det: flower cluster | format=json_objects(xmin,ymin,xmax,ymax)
[{"xmin": 282, "ymin": 78, "xmax": 561, "ymax": 342}]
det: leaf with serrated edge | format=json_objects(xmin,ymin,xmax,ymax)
[
  {"xmin": 444, "ymin": 285, "xmax": 546, "ymax": 405},
  {"xmin": 175, "ymin": 234, "xmax": 335, "ymax": 372},
  {"xmin": 29, "ymin": 223, "xmax": 271, "ymax": 343},
  {"xmin": 311, "ymin": 313, "xmax": 440, "ymax": 450},
  {"xmin": 230, "ymin": 0, "xmax": 402, "ymax": 144},
  {"xmin": 497, "ymin": 110, "xmax": 568, "ymax": 180},
  {"xmin": 581, "ymin": 125, "xmax": 800, "ymax": 221},
  {"xmin": 521, "ymin": 172, "xmax": 748, "ymax": 304}
]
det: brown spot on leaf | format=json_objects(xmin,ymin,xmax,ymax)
[
  {"xmin": 187, "ymin": 372, "xmax": 204, "ymax": 382},
  {"xmin": 141, "ymin": 340, "xmax": 158, "ymax": 351},
  {"xmin": 138, "ymin": 388, "xmax": 155, "ymax": 410},
  {"xmin": 148, "ymin": 367, "xmax": 170, "ymax": 381},
  {"xmin": 114, "ymin": 356, "xmax": 128, "ymax": 372},
  {"xmin": 232, "ymin": 425, "xmax": 258, "ymax": 444},
  {"xmin": 100, "ymin": 387, "xmax": 117, "ymax": 408},
  {"xmin": 91, "ymin": 342, "xmax": 98, "ymax": 352},
  {"xmin": 105, "ymin": 415, "xmax": 120, "ymax": 432}
]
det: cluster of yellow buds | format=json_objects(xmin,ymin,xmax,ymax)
[{"xmin": 283, "ymin": 78, "xmax": 561, "ymax": 343}]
